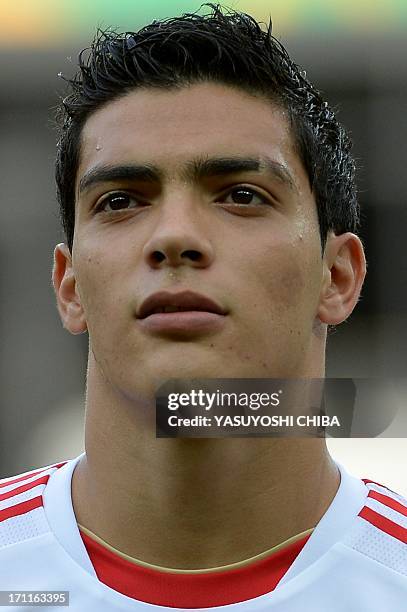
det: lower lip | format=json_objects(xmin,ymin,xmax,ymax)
[{"xmin": 137, "ymin": 311, "xmax": 226, "ymax": 334}]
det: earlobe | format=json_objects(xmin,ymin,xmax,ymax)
[
  {"xmin": 317, "ymin": 232, "xmax": 366, "ymax": 325},
  {"xmin": 52, "ymin": 243, "xmax": 88, "ymax": 335}
]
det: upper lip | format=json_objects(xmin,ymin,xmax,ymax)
[{"xmin": 137, "ymin": 290, "xmax": 227, "ymax": 319}]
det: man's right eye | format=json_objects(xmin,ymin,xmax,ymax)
[{"xmin": 95, "ymin": 192, "xmax": 146, "ymax": 213}]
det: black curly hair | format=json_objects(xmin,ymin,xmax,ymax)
[{"xmin": 55, "ymin": 3, "xmax": 359, "ymax": 254}]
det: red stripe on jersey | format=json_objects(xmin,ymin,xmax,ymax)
[
  {"xmin": 359, "ymin": 506, "xmax": 407, "ymax": 544},
  {"xmin": 363, "ymin": 478, "xmax": 384, "ymax": 487},
  {"xmin": 0, "ymin": 496, "xmax": 43, "ymax": 523},
  {"xmin": 368, "ymin": 489, "xmax": 407, "ymax": 518},
  {"xmin": 0, "ymin": 474, "xmax": 50, "ymax": 502},
  {"xmin": 362, "ymin": 478, "xmax": 396, "ymax": 495},
  {"xmin": 0, "ymin": 462, "xmax": 66, "ymax": 489}
]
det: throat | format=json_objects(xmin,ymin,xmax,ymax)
[{"xmin": 71, "ymin": 438, "xmax": 339, "ymax": 569}]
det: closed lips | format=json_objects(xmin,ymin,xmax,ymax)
[
  {"xmin": 150, "ymin": 305, "xmax": 213, "ymax": 314},
  {"xmin": 137, "ymin": 291, "xmax": 227, "ymax": 319}
]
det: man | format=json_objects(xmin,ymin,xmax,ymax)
[{"xmin": 0, "ymin": 4, "xmax": 406, "ymax": 610}]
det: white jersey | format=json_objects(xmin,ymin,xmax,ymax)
[{"xmin": 0, "ymin": 454, "xmax": 406, "ymax": 611}]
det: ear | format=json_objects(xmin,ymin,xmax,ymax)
[
  {"xmin": 52, "ymin": 243, "xmax": 88, "ymax": 335},
  {"xmin": 317, "ymin": 232, "xmax": 366, "ymax": 325}
]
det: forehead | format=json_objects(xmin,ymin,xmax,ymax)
[{"xmin": 77, "ymin": 82, "xmax": 304, "ymax": 186}]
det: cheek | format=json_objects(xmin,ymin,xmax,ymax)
[
  {"xmin": 241, "ymin": 236, "xmax": 322, "ymax": 330},
  {"xmin": 74, "ymin": 249, "xmax": 124, "ymax": 329},
  {"xmin": 261, "ymin": 255, "xmax": 306, "ymax": 318},
  {"xmin": 74, "ymin": 253, "xmax": 131, "ymax": 377}
]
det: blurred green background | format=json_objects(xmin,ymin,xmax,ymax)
[{"xmin": 1, "ymin": 0, "xmax": 407, "ymax": 47}]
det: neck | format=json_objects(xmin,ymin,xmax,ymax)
[{"xmin": 72, "ymin": 358, "xmax": 339, "ymax": 570}]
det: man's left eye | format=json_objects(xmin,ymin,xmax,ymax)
[{"xmin": 221, "ymin": 187, "xmax": 268, "ymax": 206}]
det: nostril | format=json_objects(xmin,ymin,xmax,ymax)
[
  {"xmin": 151, "ymin": 251, "xmax": 166, "ymax": 263},
  {"xmin": 182, "ymin": 250, "xmax": 202, "ymax": 262}
]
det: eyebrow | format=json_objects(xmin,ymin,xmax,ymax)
[{"xmin": 78, "ymin": 156, "xmax": 298, "ymax": 195}]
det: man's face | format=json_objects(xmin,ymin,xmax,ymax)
[{"xmin": 71, "ymin": 82, "xmax": 324, "ymax": 398}]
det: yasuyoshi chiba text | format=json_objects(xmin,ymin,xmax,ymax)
[{"xmin": 167, "ymin": 414, "xmax": 340, "ymax": 428}]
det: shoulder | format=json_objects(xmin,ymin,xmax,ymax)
[
  {"xmin": 343, "ymin": 478, "xmax": 407, "ymax": 578},
  {"xmin": 0, "ymin": 461, "xmax": 67, "ymax": 550}
]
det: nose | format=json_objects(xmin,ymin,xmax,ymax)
[{"xmin": 142, "ymin": 200, "xmax": 214, "ymax": 270}]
